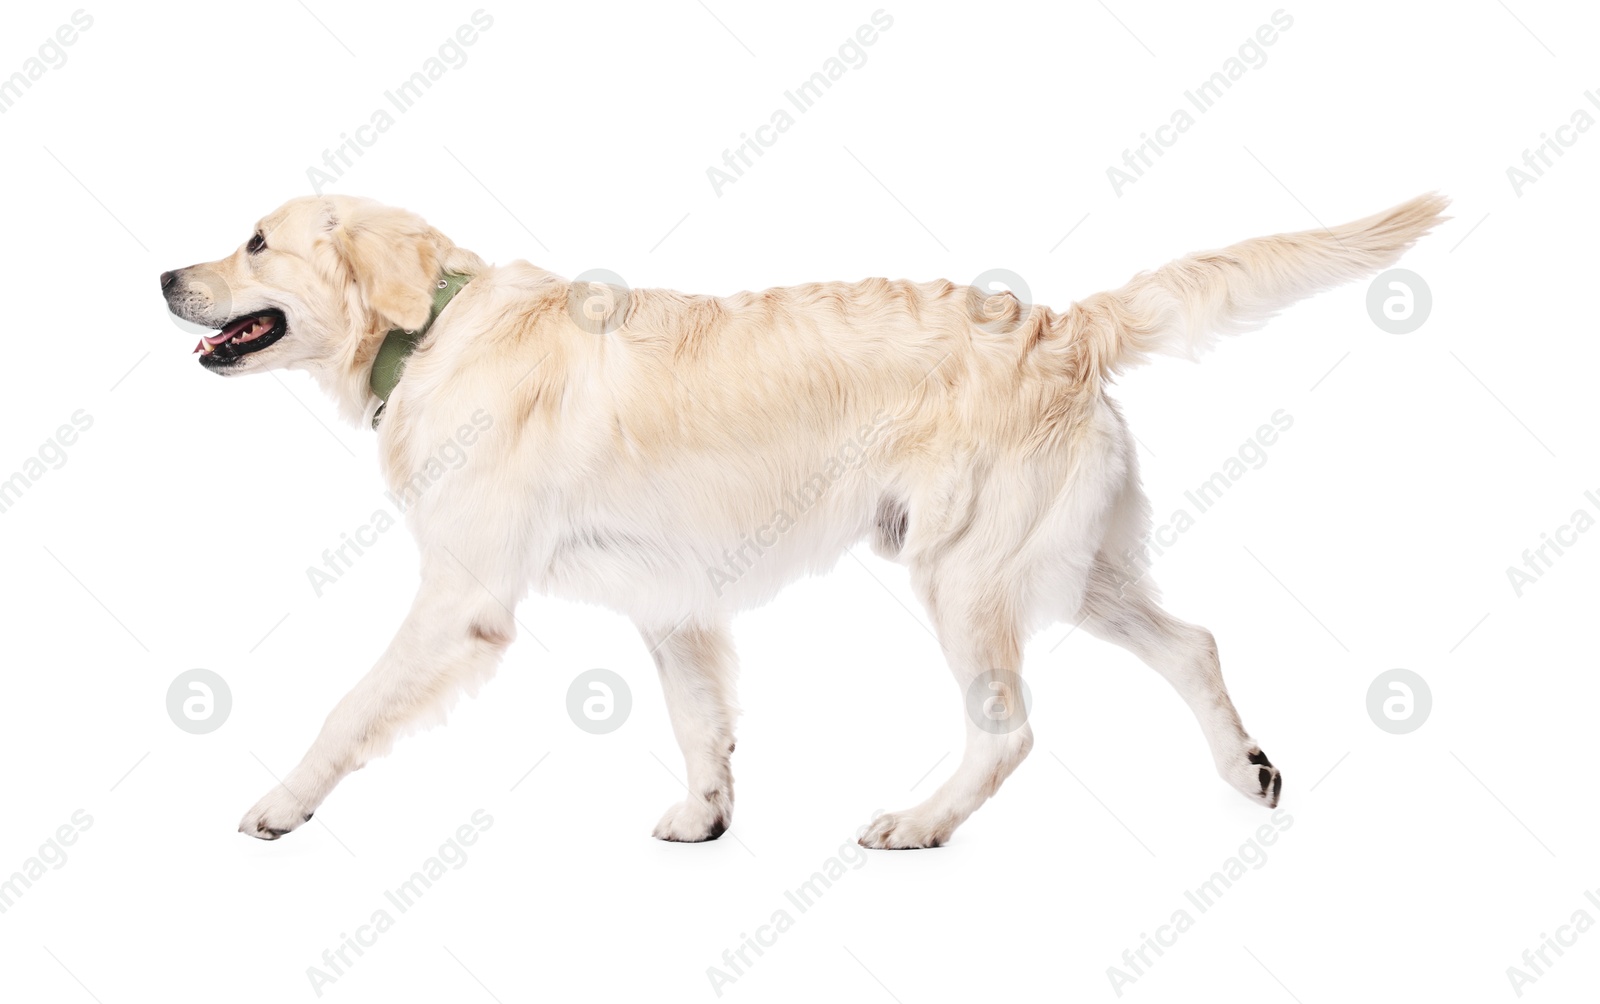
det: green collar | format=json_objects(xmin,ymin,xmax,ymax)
[{"xmin": 369, "ymin": 272, "xmax": 474, "ymax": 428}]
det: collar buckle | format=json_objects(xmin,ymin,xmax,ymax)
[{"xmin": 369, "ymin": 272, "xmax": 473, "ymax": 428}]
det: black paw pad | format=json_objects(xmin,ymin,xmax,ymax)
[
  {"xmin": 1258, "ymin": 767, "xmax": 1271, "ymax": 791},
  {"xmin": 1248, "ymin": 749, "xmax": 1272, "ymax": 768}
]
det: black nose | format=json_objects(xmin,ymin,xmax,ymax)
[{"xmin": 160, "ymin": 270, "xmax": 178, "ymax": 292}]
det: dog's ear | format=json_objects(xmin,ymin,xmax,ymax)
[{"xmin": 329, "ymin": 203, "xmax": 440, "ymax": 332}]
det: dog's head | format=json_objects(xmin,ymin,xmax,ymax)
[{"xmin": 161, "ymin": 196, "xmax": 482, "ymax": 415}]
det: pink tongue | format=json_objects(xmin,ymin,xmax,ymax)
[
  {"xmin": 210, "ymin": 315, "xmax": 259, "ymax": 345},
  {"xmin": 192, "ymin": 314, "xmax": 274, "ymax": 353}
]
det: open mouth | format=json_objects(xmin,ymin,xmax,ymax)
[{"xmin": 195, "ymin": 309, "xmax": 286, "ymax": 368}]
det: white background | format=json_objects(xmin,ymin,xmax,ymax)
[{"xmin": 1, "ymin": 1, "xmax": 1596, "ymax": 1001}]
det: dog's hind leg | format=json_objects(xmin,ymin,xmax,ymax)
[
  {"xmin": 237, "ymin": 551, "xmax": 516, "ymax": 840},
  {"xmin": 1078, "ymin": 558, "xmax": 1281, "ymax": 808},
  {"xmin": 859, "ymin": 589, "xmax": 1033, "ymax": 850},
  {"xmin": 640, "ymin": 619, "xmax": 739, "ymax": 842}
]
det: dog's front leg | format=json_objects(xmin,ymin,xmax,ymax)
[
  {"xmin": 641, "ymin": 619, "xmax": 739, "ymax": 842},
  {"xmin": 239, "ymin": 553, "xmax": 516, "ymax": 840}
]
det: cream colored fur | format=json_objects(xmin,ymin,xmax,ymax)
[{"xmin": 162, "ymin": 193, "xmax": 1448, "ymax": 848}]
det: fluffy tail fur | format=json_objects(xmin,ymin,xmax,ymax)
[{"xmin": 1072, "ymin": 193, "xmax": 1450, "ymax": 376}]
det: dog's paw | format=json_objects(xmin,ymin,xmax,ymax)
[
  {"xmin": 238, "ymin": 786, "xmax": 315, "ymax": 841},
  {"xmin": 652, "ymin": 792, "xmax": 731, "ymax": 843},
  {"xmin": 857, "ymin": 809, "xmax": 952, "ymax": 850},
  {"xmin": 1222, "ymin": 747, "xmax": 1282, "ymax": 808}
]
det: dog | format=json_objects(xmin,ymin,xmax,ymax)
[{"xmin": 161, "ymin": 192, "xmax": 1447, "ymax": 848}]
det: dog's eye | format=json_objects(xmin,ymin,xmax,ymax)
[{"xmin": 247, "ymin": 232, "xmax": 266, "ymax": 254}]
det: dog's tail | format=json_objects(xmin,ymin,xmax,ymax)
[{"xmin": 1069, "ymin": 193, "xmax": 1450, "ymax": 377}]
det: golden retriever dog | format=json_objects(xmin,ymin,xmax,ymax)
[{"xmin": 161, "ymin": 193, "xmax": 1447, "ymax": 848}]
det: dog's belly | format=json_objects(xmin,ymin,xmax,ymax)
[{"xmin": 530, "ymin": 492, "xmax": 880, "ymax": 623}]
